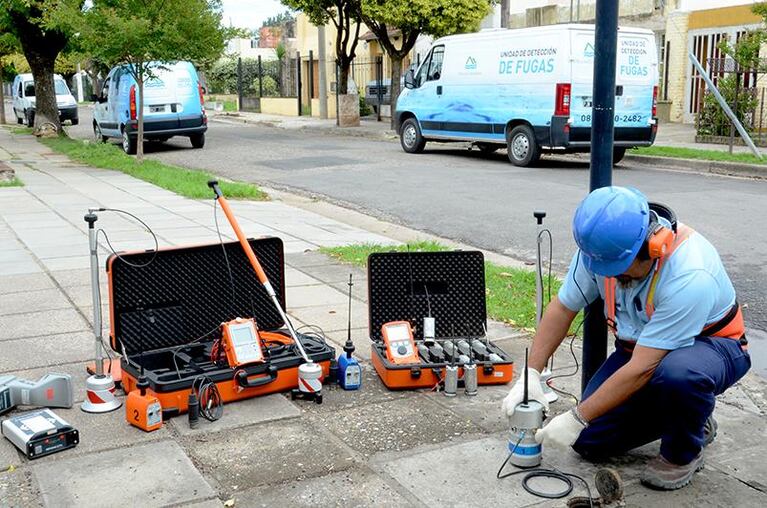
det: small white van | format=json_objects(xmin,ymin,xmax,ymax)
[
  {"xmin": 396, "ymin": 24, "xmax": 659, "ymax": 166},
  {"xmin": 12, "ymin": 73, "xmax": 79, "ymax": 127}
]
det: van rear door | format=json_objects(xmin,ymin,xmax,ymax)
[
  {"xmin": 569, "ymin": 28, "xmax": 657, "ymax": 135},
  {"xmin": 142, "ymin": 63, "xmax": 181, "ymax": 129}
]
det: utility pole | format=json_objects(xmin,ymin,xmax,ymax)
[
  {"xmin": 501, "ymin": 0, "xmax": 510, "ymax": 28},
  {"xmin": 582, "ymin": 0, "xmax": 618, "ymax": 392},
  {"xmin": 318, "ymin": 25, "xmax": 329, "ymax": 119}
]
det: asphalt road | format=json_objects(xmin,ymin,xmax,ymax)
[{"xmin": 65, "ymin": 109, "xmax": 767, "ymax": 372}]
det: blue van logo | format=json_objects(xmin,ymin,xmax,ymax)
[
  {"xmin": 465, "ymin": 57, "xmax": 477, "ymax": 70},
  {"xmin": 584, "ymin": 43, "xmax": 595, "ymax": 58}
]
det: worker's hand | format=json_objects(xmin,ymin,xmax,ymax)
[
  {"xmin": 501, "ymin": 368, "xmax": 549, "ymax": 418},
  {"xmin": 534, "ymin": 409, "xmax": 586, "ymax": 448}
]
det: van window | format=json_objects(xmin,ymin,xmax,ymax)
[
  {"xmin": 24, "ymin": 82, "xmax": 35, "ymax": 97},
  {"xmin": 17, "ymin": 81, "xmax": 22, "ymax": 96},
  {"xmin": 54, "ymin": 80, "xmax": 70, "ymax": 95},
  {"xmin": 415, "ymin": 52, "xmax": 432, "ymax": 87},
  {"xmin": 427, "ymin": 46, "xmax": 445, "ymax": 82}
]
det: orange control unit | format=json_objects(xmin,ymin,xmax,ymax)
[
  {"xmin": 381, "ymin": 321, "xmax": 420, "ymax": 365},
  {"xmin": 221, "ymin": 318, "xmax": 265, "ymax": 368}
]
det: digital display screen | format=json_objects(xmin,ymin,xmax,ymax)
[
  {"xmin": 231, "ymin": 324, "xmax": 256, "ymax": 346},
  {"xmin": 385, "ymin": 323, "xmax": 411, "ymax": 342}
]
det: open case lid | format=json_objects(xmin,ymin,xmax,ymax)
[
  {"xmin": 107, "ymin": 237, "xmax": 285, "ymax": 356},
  {"xmin": 367, "ymin": 250, "xmax": 486, "ymax": 341}
]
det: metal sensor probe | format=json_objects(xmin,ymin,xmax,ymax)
[{"xmin": 508, "ymin": 348, "xmax": 544, "ymax": 467}]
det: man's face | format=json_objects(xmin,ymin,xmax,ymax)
[{"xmin": 616, "ymin": 257, "xmax": 654, "ymax": 287}]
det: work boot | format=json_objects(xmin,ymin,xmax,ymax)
[
  {"xmin": 703, "ymin": 415, "xmax": 718, "ymax": 447},
  {"xmin": 640, "ymin": 453, "xmax": 705, "ymax": 490}
]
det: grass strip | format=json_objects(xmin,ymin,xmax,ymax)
[
  {"xmin": 321, "ymin": 241, "xmax": 582, "ymax": 333},
  {"xmin": 34, "ymin": 135, "xmax": 266, "ymax": 200},
  {"xmin": 0, "ymin": 177, "xmax": 23, "ymax": 187},
  {"xmin": 631, "ymin": 145, "xmax": 767, "ymax": 165}
]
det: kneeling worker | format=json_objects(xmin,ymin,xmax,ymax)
[{"xmin": 502, "ymin": 186, "xmax": 750, "ymax": 490}]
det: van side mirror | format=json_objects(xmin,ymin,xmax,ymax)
[{"xmin": 404, "ymin": 69, "xmax": 415, "ymax": 89}]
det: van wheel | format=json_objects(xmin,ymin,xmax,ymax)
[
  {"xmin": 16, "ymin": 112, "xmax": 23, "ymax": 125},
  {"xmin": 190, "ymin": 133, "xmax": 205, "ymax": 149},
  {"xmin": 613, "ymin": 147, "xmax": 627, "ymax": 164},
  {"xmin": 476, "ymin": 143, "xmax": 499, "ymax": 154},
  {"xmin": 122, "ymin": 129, "xmax": 137, "ymax": 155},
  {"xmin": 93, "ymin": 122, "xmax": 108, "ymax": 143},
  {"xmin": 507, "ymin": 125, "xmax": 540, "ymax": 167},
  {"xmin": 25, "ymin": 110, "xmax": 34, "ymax": 128},
  {"xmin": 400, "ymin": 118, "xmax": 426, "ymax": 154}
]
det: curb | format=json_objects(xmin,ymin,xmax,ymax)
[
  {"xmin": 210, "ymin": 113, "xmax": 398, "ymax": 142},
  {"xmin": 624, "ymin": 153, "xmax": 767, "ymax": 179}
]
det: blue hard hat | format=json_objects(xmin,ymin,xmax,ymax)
[{"xmin": 572, "ymin": 186, "xmax": 650, "ymax": 277}]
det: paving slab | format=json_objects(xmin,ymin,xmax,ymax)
[
  {"xmin": 0, "ymin": 308, "xmax": 89, "ymax": 341},
  {"xmin": 284, "ymin": 267, "xmax": 323, "ymax": 288},
  {"xmin": 0, "ymin": 331, "xmax": 92, "ymax": 372},
  {"xmin": 286, "ymin": 283, "xmax": 348, "ymax": 309},
  {"xmin": 14, "ymin": 401, "xmax": 171, "ymax": 463},
  {"xmin": 298, "ymin": 260, "xmax": 367, "ymax": 285},
  {"xmin": 0, "ymin": 467, "xmax": 42, "ymax": 508},
  {"xmin": 309, "ymin": 396, "xmax": 481, "ymax": 458},
  {"xmin": 234, "ymin": 467, "xmax": 412, "ymax": 507},
  {"xmin": 286, "ymin": 251, "xmax": 341, "ymax": 269},
  {"xmin": 39, "ymin": 255, "xmax": 92, "ymax": 272},
  {"xmin": 324, "ymin": 329, "xmax": 372, "ymax": 360},
  {"xmin": 169, "ymin": 394, "xmax": 301, "ymax": 437},
  {"xmin": 426, "ymin": 382, "xmax": 512, "ymax": 433},
  {"xmin": 185, "ymin": 419, "xmax": 356, "ymax": 496},
  {"xmin": 0, "ymin": 437, "xmax": 21, "ymax": 470},
  {"xmin": 47, "ymin": 268, "xmax": 95, "ymax": 288},
  {"xmin": 622, "ymin": 465, "xmax": 767, "ymax": 507},
  {"xmin": 0, "ymin": 288, "xmax": 72, "ymax": 316},
  {"xmin": 0, "ymin": 259, "xmax": 42, "ymax": 276},
  {"xmin": 289, "ymin": 302, "xmax": 369, "ymax": 333},
  {"xmin": 375, "ymin": 436, "xmax": 596, "ymax": 507},
  {"xmin": 32, "ymin": 440, "xmax": 216, "ymax": 507},
  {"xmin": 307, "ymin": 363, "xmax": 409, "ymax": 414}
]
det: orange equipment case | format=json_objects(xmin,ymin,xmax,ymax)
[
  {"xmin": 108, "ymin": 237, "xmax": 334, "ymax": 418},
  {"xmin": 367, "ymin": 250, "xmax": 513, "ymax": 390}
]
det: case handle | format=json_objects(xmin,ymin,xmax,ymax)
[{"xmin": 235, "ymin": 365, "xmax": 278, "ymax": 388}]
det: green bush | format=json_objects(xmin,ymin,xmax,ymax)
[
  {"xmin": 207, "ymin": 57, "xmax": 281, "ymax": 96},
  {"xmin": 696, "ymin": 74, "xmax": 758, "ymax": 137},
  {"xmin": 259, "ymin": 75, "xmax": 279, "ymax": 97},
  {"xmin": 359, "ymin": 95, "xmax": 372, "ymax": 117}
]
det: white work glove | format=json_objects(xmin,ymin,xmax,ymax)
[
  {"xmin": 535, "ymin": 409, "xmax": 586, "ymax": 448},
  {"xmin": 501, "ymin": 368, "xmax": 549, "ymax": 418}
]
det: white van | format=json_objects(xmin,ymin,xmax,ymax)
[
  {"xmin": 12, "ymin": 73, "xmax": 79, "ymax": 127},
  {"xmin": 395, "ymin": 24, "xmax": 659, "ymax": 166}
]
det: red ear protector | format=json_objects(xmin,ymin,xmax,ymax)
[{"xmin": 646, "ymin": 202, "xmax": 678, "ymax": 259}]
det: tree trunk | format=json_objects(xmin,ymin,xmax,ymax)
[
  {"xmin": 0, "ymin": 79, "xmax": 6, "ymax": 124},
  {"xmin": 389, "ymin": 57, "xmax": 403, "ymax": 130},
  {"xmin": 338, "ymin": 58, "xmax": 350, "ymax": 95},
  {"xmin": 28, "ymin": 56, "xmax": 61, "ymax": 136},
  {"xmin": 137, "ymin": 78, "xmax": 145, "ymax": 162},
  {"xmin": 10, "ymin": 10, "xmax": 67, "ymax": 136}
]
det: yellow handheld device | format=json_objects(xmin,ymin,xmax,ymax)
[
  {"xmin": 381, "ymin": 321, "xmax": 420, "ymax": 364},
  {"xmin": 221, "ymin": 318, "xmax": 265, "ymax": 367}
]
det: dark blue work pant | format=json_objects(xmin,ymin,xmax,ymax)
[{"xmin": 572, "ymin": 336, "xmax": 751, "ymax": 465}]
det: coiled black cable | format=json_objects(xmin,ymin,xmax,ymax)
[{"xmin": 192, "ymin": 376, "xmax": 223, "ymax": 422}]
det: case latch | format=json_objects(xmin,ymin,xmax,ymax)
[{"xmin": 409, "ymin": 366, "xmax": 422, "ymax": 378}]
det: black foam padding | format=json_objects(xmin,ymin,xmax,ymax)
[
  {"xmin": 109, "ymin": 238, "xmax": 285, "ymax": 355},
  {"xmin": 368, "ymin": 251, "xmax": 487, "ymax": 341}
]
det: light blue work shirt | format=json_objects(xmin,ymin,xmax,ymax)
[{"xmin": 558, "ymin": 226, "xmax": 737, "ymax": 350}]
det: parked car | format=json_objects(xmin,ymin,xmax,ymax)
[
  {"xmin": 12, "ymin": 73, "xmax": 79, "ymax": 127},
  {"xmin": 395, "ymin": 24, "xmax": 659, "ymax": 166},
  {"xmin": 93, "ymin": 61, "xmax": 207, "ymax": 155}
]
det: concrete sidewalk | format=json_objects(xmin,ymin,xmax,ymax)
[{"xmin": 1, "ymin": 127, "xmax": 766, "ymax": 507}]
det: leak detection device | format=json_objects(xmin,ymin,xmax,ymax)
[
  {"xmin": 509, "ymin": 348, "xmax": 544, "ymax": 467},
  {"xmin": 2, "ymin": 409, "xmax": 79, "ymax": 459},
  {"xmin": 221, "ymin": 318, "xmax": 265, "ymax": 367},
  {"xmin": 338, "ymin": 274, "xmax": 362, "ymax": 390},
  {"xmin": 0, "ymin": 373, "xmax": 73, "ymax": 416},
  {"xmin": 381, "ymin": 321, "xmax": 420, "ymax": 365}
]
